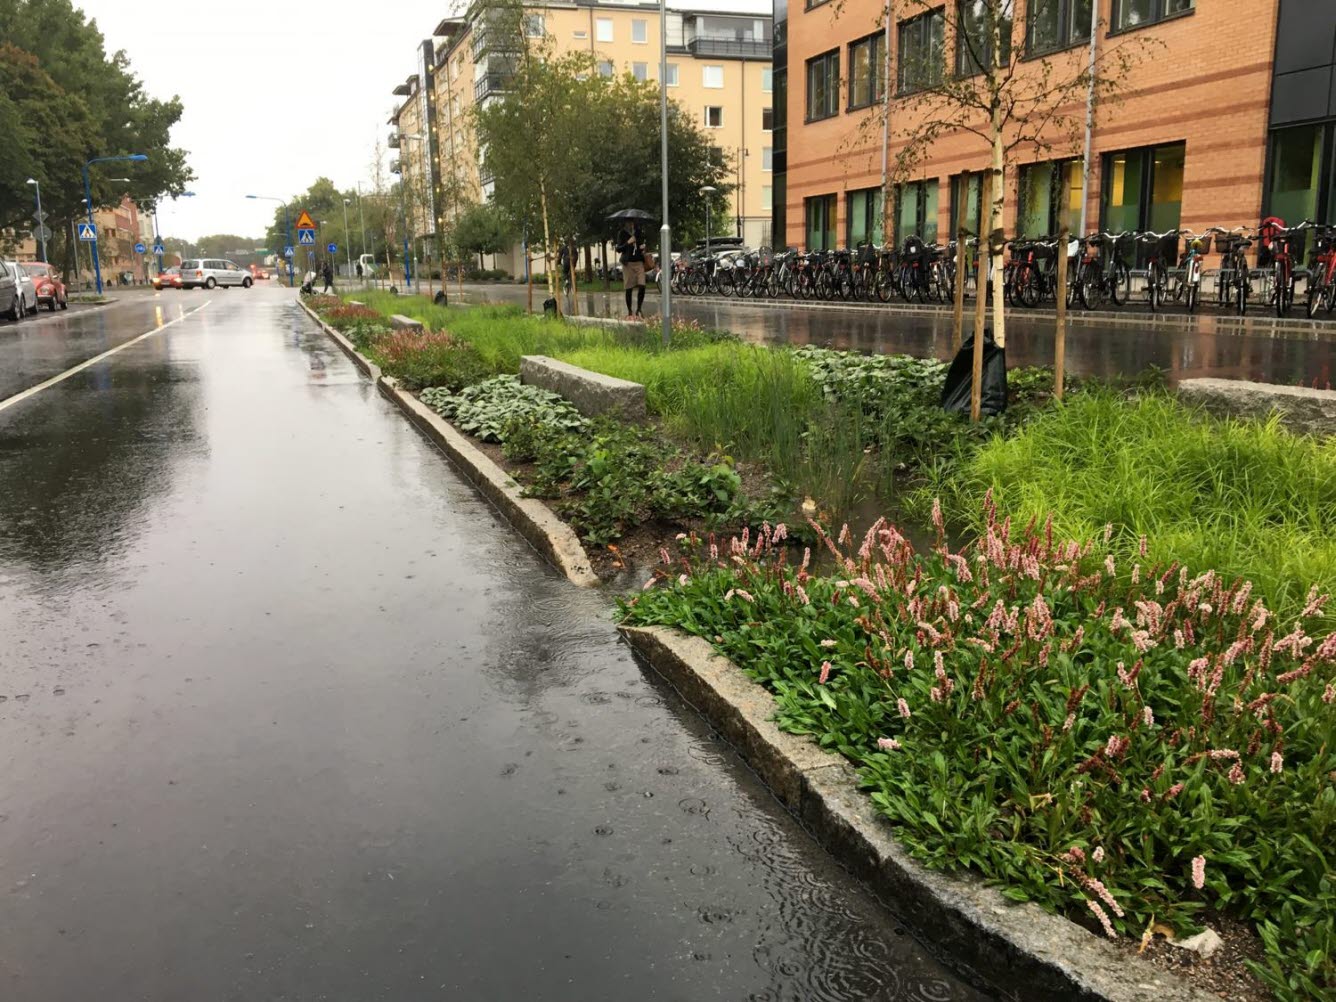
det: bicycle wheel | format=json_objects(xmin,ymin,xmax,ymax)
[
  {"xmin": 1017, "ymin": 266, "xmax": 1041, "ymax": 308},
  {"xmin": 1148, "ymin": 263, "xmax": 1161, "ymax": 313},
  {"xmin": 1274, "ymin": 263, "xmax": 1290, "ymax": 317},
  {"xmin": 1307, "ymin": 276, "xmax": 1324, "ymax": 318},
  {"xmin": 1078, "ymin": 265, "xmax": 1105, "ymax": 310},
  {"xmin": 1236, "ymin": 267, "xmax": 1249, "ymax": 316},
  {"xmin": 716, "ymin": 270, "xmax": 735, "ymax": 297},
  {"xmin": 1185, "ymin": 280, "xmax": 1198, "ymax": 314},
  {"xmin": 875, "ymin": 270, "xmax": 894, "ymax": 303},
  {"xmin": 837, "ymin": 270, "xmax": 854, "ymax": 301},
  {"xmin": 1111, "ymin": 260, "xmax": 1131, "ymax": 305},
  {"xmin": 686, "ymin": 270, "xmax": 705, "ymax": 296}
]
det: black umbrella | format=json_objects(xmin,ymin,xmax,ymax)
[{"xmin": 606, "ymin": 208, "xmax": 655, "ymax": 221}]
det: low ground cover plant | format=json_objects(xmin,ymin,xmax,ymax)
[
  {"xmin": 932, "ymin": 392, "xmax": 1336, "ymax": 621},
  {"xmin": 420, "ymin": 376, "xmax": 587, "ymax": 442},
  {"xmin": 622, "ymin": 507, "xmax": 1336, "ymax": 1000}
]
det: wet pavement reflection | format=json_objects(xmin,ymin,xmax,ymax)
[
  {"xmin": 0, "ymin": 288, "xmax": 989, "ymax": 1001},
  {"xmin": 460, "ymin": 283, "xmax": 1336, "ymax": 387}
]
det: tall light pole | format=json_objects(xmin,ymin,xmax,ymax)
[
  {"xmin": 396, "ymin": 133, "xmax": 426, "ymax": 293},
  {"xmin": 658, "ymin": 0, "xmax": 672, "ymax": 346},
  {"xmin": 154, "ymin": 190, "xmax": 195, "ymax": 274},
  {"xmin": 356, "ymin": 183, "xmax": 369, "ymax": 281},
  {"xmin": 246, "ymin": 194, "xmax": 293, "ymax": 287},
  {"xmin": 342, "ymin": 198, "xmax": 354, "ymax": 279},
  {"xmin": 83, "ymin": 154, "xmax": 148, "ymax": 295},
  {"xmin": 25, "ymin": 178, "xmax": 46, "ymax": 262},
  {"xmin": 701, "ymin": 185, "xmax": 718, "ymax": 266}
]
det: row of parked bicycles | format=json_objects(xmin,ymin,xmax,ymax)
[{"xmin": 669, "ymin": 219, "xmax": 1336, "ymax": 319}]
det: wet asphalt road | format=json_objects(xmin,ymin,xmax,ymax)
[
  {"xmin": 0, "ymin": 286, "xmax": 988, "ymax": 1001},
  {"xmin": 457, "ymin": 282, "xmax": 1336, "ymax": 386}
]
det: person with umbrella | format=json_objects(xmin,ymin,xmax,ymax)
[{"xmin": 610, "ymin": 209, "xmax": 654, "ymax": 319}]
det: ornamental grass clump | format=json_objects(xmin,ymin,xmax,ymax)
[{"xmin": 622, "ymin": 498, "xmax": 1335, "ymax": 1000}]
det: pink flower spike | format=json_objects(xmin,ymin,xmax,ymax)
[
  {"xmin": 1143, "ymin": 706, "xmax": 1154, "ymax": 728},
  {"xmin": 1324, "ymin": 684, "xmax": 1335, "ymax": 705},
  {"xmin": 1270, "ymin": 751, "xmax": 1284, "ymax": 774},
  {"xmin": 818, "ymin": 661, "xmax": 832, "ymax": 685},
  {"xmin": 877, "ymin": 737, "xmax": 901, "ymax": 751},
  {"xmin": 897, "ymin": 698, "xmax": 911, "ymax": 719},
  {"xmin": 820, "ymin": 639, "xmax": 837, "ymax": 648},
  {"xmin": 1228, "ymin": 762, "xmax": 1246, "ymax": 785},
  {"xmin": 904, "ymin": 650, "xmax": 915, "ymax": 671},
  {"xmin": 1092, "ymin": 846, "xmax": 1105, "ymax": 864},
  {"xmin": 1105, "ymin": 554, "xmax": 1116, "ymax": 576},
  {"xmin": 1191, "ymin": 855, "xmax": 1206, "ymax": 890},
  {"xmin": 1087, "ymin": 899, "xmax": 1117, "ymax": 938}
]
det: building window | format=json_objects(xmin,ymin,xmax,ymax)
[
  {"xmin": 703, "ymin": 64, "xmax": 724, "ymax": 88},
  {"xmin": 1112, "ymin": 0, "xmax": 1193, "ymax": 33},
  {"xmin": 762, "ymin": 107, "xmax": 774, "ymax": 131},
  {"xmin": 950, "ymin": 172, "xmax": 982, "ymax": 241},
  {"xmin": 598, "ymin": 60, "xmax": 614, "ymax": 78},
  {"xmin": 524, "ymin": 14, "xmax": 545, "ymax": 37},
  {"xmin": 708, "ymin": 145, "xmax": 725, "ymax": 167},
  {"xmin": 895, "ymin": 179, "xmax": 939, "ymax": 245},
  {"xmin": 1017, "ymin": 159, "xmax": 1082, "ymax": 237},
  {"xmin": 1101, "ymin": 142, "xmax": 1185, "ymax": 259},
  {"xmin": 1268, "ymin": 124, "xmax": 1325, "ymax": 230},
  {"xmin": 632, "ymin": 18, "xmax": 648, "ymax": 43},
  {"xmin": 848, "ymin": 32, "xmax": 886, "ymax": 110},
  {"xmin": 762, "ymin": 185, "xmax": 773, "ymax": 210},
  {"xmin": 762, "ymin": 67, "xmax": 774, "ymax": 92},
  {"xmin": 806, "ymin": 194, "xmax": 837, "ymax": 250},
  {"xmin": 1027, "ymin": 0, "xmax": 1091, "ymax": 55},
  {"xmin": 762, "ymin": 146, "xmax": 773, "ymax": 171},
  {"xmin": 846, "ymin": 187, "xmax": 885, "ymax": 246},
  {"xmin": 633, "ymin": 62, "xmax": 649, "ymax": 81},
  {"xmin": 596, "ymin": 17, "xmax": 614, "ymax": 42},
  {"xmin": 573, "ymin": 29, "xmax": 587, "ymax": 39},
  {"xmin": 957, "ymin": 0, "xmax": 1013, "ymax": 77},
  {"xmin": 666, "ymin": 63, "xmax": 679, "ymax": 86},
  {"xmin": 705, "ymin": 106, "xmax": 724, "ymax": 128},
  {"xmin": 897, "ymin": 9, "xmax": 945, "ymax": 94},
  {"xmin": 806, "ymin": 49, "xmax": 839, "ymax": 121}
]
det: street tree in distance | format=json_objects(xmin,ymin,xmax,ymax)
[{"xmin": 453, "ymin": 201, "xmax": 513, "ymax": 270}]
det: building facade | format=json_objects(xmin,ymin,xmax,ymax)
[
  {"xmin": 389, "ymin": 0, "xmax": 774, "ymax": 274},
  {"xmin": 775, "ymin": 0, "xmax": 1306, "ymax": 256}
]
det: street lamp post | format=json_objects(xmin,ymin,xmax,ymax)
[
  {"xmin": 25, "ymin": 178, "xmax": 46, "ymax": 263},
  {"xmin": 701, "ymin": 185, "xmax": 718, "ymax": 269},
  {"xmin": 83, "ymin": 154, "xmax": 148, "ymax": 294},
  {"xmin": 246, "ymin": 194, "xmax": 293, "ymax": 287},
  {"xmin": 658, "ymin": 0, "xmax": 672, "ymax": 346},
  {"xmin": 356, "ymin": 184, "xmax": 369, "ymax": 284},
  {"xmin": 342, "ymin": 198, "xmax": 354, "ymax": 280},
  {"xmin": 397, "ymin": 133, "xmax": 427, "ymax": 294}
]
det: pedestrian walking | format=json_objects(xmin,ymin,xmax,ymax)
[
  {"xmin": 616, "ymin": 223, "xmax": 646, "ymax": 319},
  {"xmin": 321, "ymin": 259, "xmax": 334, "ymax": 294}
]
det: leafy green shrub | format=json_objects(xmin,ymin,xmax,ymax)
[
  {"xmin": 623, "ymin": 512, "xmax": 1336, "ymax": 1001},
  {"xmin": 940, "ymin": 391, "xmax": 1336, "ymax": 620},
  {"xmin": 420, "ymin": 376, "xmax": 588, "ymax": 442},
  {"xmin": 373, "ymin": 330, "xmax": 489, "ymax": 391}
]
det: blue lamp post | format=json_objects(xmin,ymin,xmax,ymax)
[
  {"xmin": 155, "ymin": 191, "xmax": 195, "ymax": 274},
  {"xmin": 83, "ymin": 154, "xmax": 148, "ymax": 294},
  {"xmin": 246, "ymin": 194, "xmax": 293, "ymax": 286}
]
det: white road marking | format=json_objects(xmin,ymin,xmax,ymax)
[{"xmin": 0, "ymin": 300, "xmax": 212, "ymax": 415}]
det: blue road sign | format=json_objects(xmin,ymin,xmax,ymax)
[
  {"xmin": 134, "ymin": 242, "xmax": 146, "ymax": 254},
  {"xmin": 283, "ymin": 246, "xmax": 295, "ymax": 258},
  {"xmin": 326, "ymin": 242, "xmax": 337, "ymax": 254},
  {"xmin": 297, "ymin": 228, "xmax": 316, "ymax": 246},
  {"xmin": 77, "ymin": 222, "xmax": 97, "ymax": 241},
  {"xmin": 152, "ymin": 241, "xmax": 165, "ymax": 255}
]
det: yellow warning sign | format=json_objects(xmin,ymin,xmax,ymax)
[{"xmin": 294, "ymin": 210, "xmax": 316, "ymax": 230}]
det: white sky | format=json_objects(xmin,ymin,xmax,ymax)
[{"xmin": 79, "ymin": 0, "xmax": 770, "ymax": 240}]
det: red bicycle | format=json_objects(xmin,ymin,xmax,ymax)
[{"xmin": 1306, "ymin": 225, "xmax": 1336, "ymax": 317}]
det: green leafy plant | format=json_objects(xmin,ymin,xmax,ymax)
[{"xmin": 420, "ymin": 376, "xmax": 588, "ymax": 442}]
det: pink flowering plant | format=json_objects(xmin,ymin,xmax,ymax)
[{"xmin": 621, "ymin": 500, "xmax": 1336, "ymax": 1000}]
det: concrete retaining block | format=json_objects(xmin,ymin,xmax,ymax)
[
  {"xmin": 390, "ymin": 314, "xmax": 424, "ymax": 332},
  {"xmin": 1178, "ymin": 378, "xmax": 1336, "ymax": 437},
  {"xmin": 520, "ymin": 354, "xmax": 647, "ymax": 421}
]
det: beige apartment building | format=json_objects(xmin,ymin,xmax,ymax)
[{"xmin": 388, "ymin": 0, "xmax": 774, "ymax": 275}]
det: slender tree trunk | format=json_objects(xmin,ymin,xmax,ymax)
[
  {"xmin": 538, "ymin": 176, "xmax": 558, "ymax": 315},
  {"xmin": 987, "ymin": 17, "xmax": 1007, "ymax": 349}
]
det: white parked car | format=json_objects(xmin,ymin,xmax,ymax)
[
  {"xmin": 1, "ymin": 260, "xmax": 38, "ymax": 320},
  {"xmin": 179, "ymin": 258, "xmax": 254, "ymax": 290}
]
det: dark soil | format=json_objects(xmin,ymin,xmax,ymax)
[{"xmin": 1113, "ymin": 914, "xmax": 1273, "ymax": 1002}]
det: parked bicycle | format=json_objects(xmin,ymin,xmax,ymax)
[
  {"xmin": 1076, "ymin": 231, "xmax": 1133, "ymax": 310},
  {"xmin": 1306, "ymin": 225, "xmax": 1336, "ymax": 317}
]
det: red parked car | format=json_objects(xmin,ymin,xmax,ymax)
[
  {"xmin": 153, "ymin": 267, "xmax": 183, "ymax": 290},
  {"xmin": 19, "ymin": 261, "xmax": 67, "ymax": 311}
]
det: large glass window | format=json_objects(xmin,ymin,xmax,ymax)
[
  {"xmin": 895, "ymin": 179, "xmax": 939, "ymax": 245},
  {"xmin": 595, "ymin": 17, "xmax": 613, "ymax": 42},
  {"xmin": 806, "ymin": 194, "xmax": 836, "ymax": 250},
  {"xmin": 1268, "ymin": 124, "xmax": 1323, "ymax": 228},
  {"xmin": 950, "ymin": 172, "xmax": 982, "ymax": 239},
  {"xmin": 1101, "ymin": 142, "xmax": 1185, "ymax": 258},
  {"xmin": 632, "ymin": 19, "xmax": 647, "ymax": 43},
  {"xmin": 1027, "ymin": 0, "xmax": 1091, "ymax": 55},
  {"xmin": 703, "ymin": 65, "xmax": 724, "ymax": 88},
  {"xmin": 1149, "ymin": 144, "xmax": 1184, "ymax": 234},
  {"xmin": 956, "ymin": 0, "xmax": 1013, "ymax": 77},
  {"xmin": 1112, "ymin": 0, "xmax": 1193, "ymax": 32},
  {"xmin": 762, "ymin": 67, "xmax": 774, "ymax": 92},
  {"xmin": 806, "ymin": 50, "xmax": 840, "ymax": 120},
  {"xmin": 846, "ymin": 188, "xmax": 885, "ymax": 246},
  {"xmin": 897, "ymin": 9, "xmax": 944, "ymax": 94},
  {"xmin": 1017, "ymin": 159, "xmax": 1082, "ymax": 236},
  {"xmin": 848, "ymin": 32, "xmax": 886, "ymax": 110}
]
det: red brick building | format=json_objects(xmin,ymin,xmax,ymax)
[{"xmin": 772, "ymin": 0, "xmax": 1315, "ymax": 254}]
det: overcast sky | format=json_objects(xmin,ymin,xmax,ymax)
[{"xmin": 79, "ymin": 0, "xmax": 770, "ymax": 241}]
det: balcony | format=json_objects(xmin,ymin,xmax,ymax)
[
  {"xmin": 685, "ymin": 36, "xmax": 771, "ymax": 59},
  {"xmin": 474, "ymin": 72, "xmax": 511, "ymax": 101}
]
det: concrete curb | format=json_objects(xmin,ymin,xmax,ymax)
[
  {"xmin": 299, "ymin": 301, "xmax": 599, "ymax": 588},
  {"xmin": 619, "ymin": 625, "xmax": 1217, "ymax": 1002}
]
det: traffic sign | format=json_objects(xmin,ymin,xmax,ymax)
[
  {"xmin": 294, "ymin": 210, "xmax": 316, "ymax": 230},
  {"xmin": 32, "ymin": 208, "xmax": 47, "ymax": 224},
  {"xmin": 153, "ymin": 241, "xmax": 165, "ymax": 255},
  {"xmin": 77, "ymin": 222, "xmax": 97, "ymax": 241},
  {"xmin": 297, "ymin": 228, "xmax": 316, "ymax": 246},
  {"xmin": 283, "ymin": 245, "xmax": 295, "ymax": 258},
  {"xmin": 327, "ymin": 242, "xmax": 338, "ymax": 254},
  {"xmin": 134, "ymin": 242, "xmax": 146, "ymax": 254},
  {"xmin": 33, "ymin": 224, "xmax": 52, "ymax": 242}
]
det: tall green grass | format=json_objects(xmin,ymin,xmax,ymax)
[{"xmin": 940, "ymin": 391, "xmax": 1336, "ymax": 617}]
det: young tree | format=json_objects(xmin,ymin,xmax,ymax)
[
  {"xmin": 453, "ymin": 200, "xmax": 513, "ymax": 269},
  {"xmin": 881, "ymin": 0, "xmax": 1147, "ymax": 351}
]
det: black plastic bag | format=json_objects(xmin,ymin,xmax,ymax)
[
  {"xmin": 434, "ymin": 290, "xmax": 448, "ymax": 306},
  {"xmin": 543, "ymin": 297, "xmax": 558, "ymax": 318},
  {"xmin": 941, "ymin": 330, "xmax": 1008, "ymax": 416}
]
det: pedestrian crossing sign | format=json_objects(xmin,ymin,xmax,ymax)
[
  {"xmin": 77, "ymin": 222, "xmax": 97, "ymax": 241},
  {"xmin": 297, "ymin": 228, "xmax": 316, "ymax": 245},
  {"xmin": 153, "ymin": 241, "xmax": 165, "ymax": 255}
]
